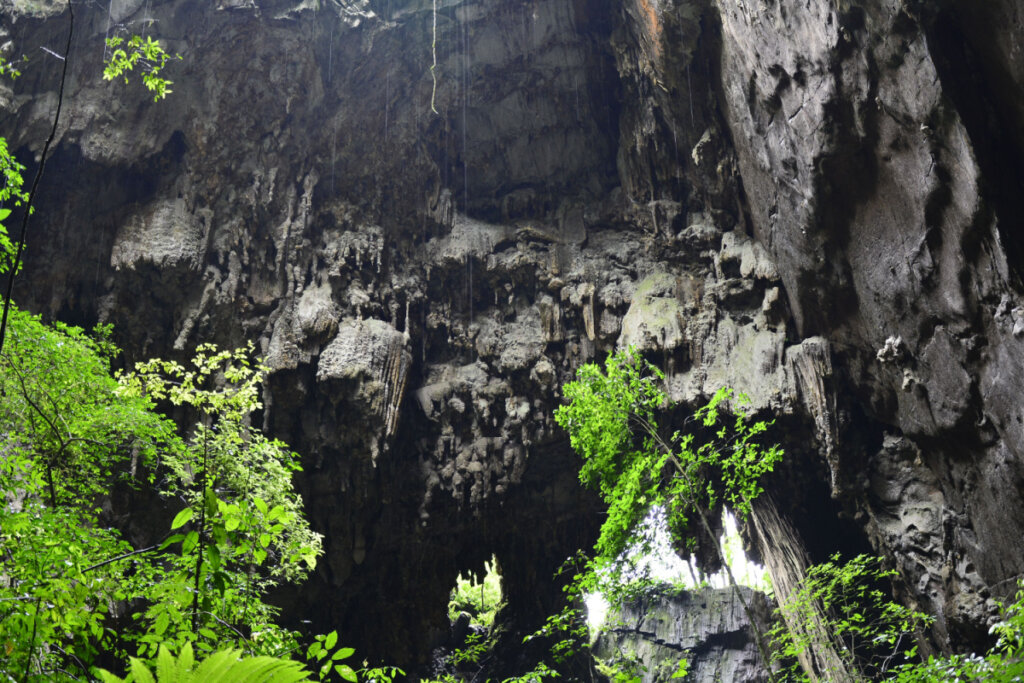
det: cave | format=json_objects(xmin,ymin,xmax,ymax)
[{"xmin": 2, "ymin": 0, "xmax": 1024, "ymax": 680}]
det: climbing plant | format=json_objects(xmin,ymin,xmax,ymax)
[{"xmin": 768, "ymin": 554, "xmax": 933, "ymax": 681}]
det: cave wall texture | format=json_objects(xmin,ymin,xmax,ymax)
[
  {"xmin": 594, "ymin": 585, "xmax": 773, "ymax": 683},
  {"xmin": 2, "ymin": 0, "xmax": 1024, "ymax": 674}
]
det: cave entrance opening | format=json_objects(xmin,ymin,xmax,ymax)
[
  {"xmin": 586, "ymin": 506, "xmax": 768, "ymax": 630},
  {"xmin": 447, "ymin": 555, "xmax": 503, "ymax": 630}
]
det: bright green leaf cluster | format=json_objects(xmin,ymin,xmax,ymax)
[
  {"xmin": 448, "ymin": 557, "xmax": 503, "ymax": 628},
  {"xmin": 103, "ymin": 34, "xmax": 181, "ymax": 101},
  {"xmin": 0, "ymin": 136, "xmax": 30, "ymax": 273},
  {"xmin": 554, "ymin": 349, "xmax": 782, "ymax": 593},
  {"xmin": 768, "ymin": 554, "xmax": 934, "ymax": 681},
  {"xmin": 0, "ymin": 308, "xmax": 178, "ymax": 678},
  {"xmin": 0, "ymin": 309, "xmax": 325, "ymax": 679},
  {"xmin": 305, "ymin": 630, "xmax": 403, "ymax": 683},
  {"xmin": 96, "ymin": 642, "xmax": 314, "ymax": 682},
  {"xmin": 116, "ymin": 342, "xmax": 323, "ymax": 659}
]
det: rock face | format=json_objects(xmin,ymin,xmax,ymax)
[
  {"xmin": 2, "ymin": 0, "xmax": 1023, "ymax": 674},
  {"xmin": 594, "ymin": 585, "xmax": 773, "ymax": 683}
]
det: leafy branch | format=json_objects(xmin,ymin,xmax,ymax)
[
  {"xmin": 554, "ymin": 349, "xmax": 784, "ymax": 680},
  {"xmin": 103, "ymin": 34, "xmax": 180, "ymax": 102}
]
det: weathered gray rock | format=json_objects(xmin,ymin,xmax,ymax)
[
  {"xmin": 595, "ymin": 585, "xmax": 773, "ymax": 683},
  {"xmin": 109, "ymin": 199, "xmax": 208, "ymax": 273},
  {"xmin": 716, "ymin": 0, "xmax": 1024, "ymax": 649}
]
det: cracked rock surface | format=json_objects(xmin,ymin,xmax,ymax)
[{"xmin": 593, "ymin": 585, "xmax": 773, "ymax": 683}]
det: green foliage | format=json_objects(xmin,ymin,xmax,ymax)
[
  {"xmin": 449, "ymin": 632, "xmax": 489, "ymax": 668},
  {"xmin": 449, "ymin": 558, "xmax": 503, "ymax": 628},
  {"xmin": 0, "ymin": 308, "xmax": 178, "ymax": 679},
  {"xmin": 593, "ymin": 647, "xmax": 645, "ymax": 683},
  {"xmin": 499, "ymin": 662, "xmax": 562, "ymax": 682},
  {"xmin": 554, "ymin": 349, "xmax": 782, "ymax": 594},
  {"xmin": 551, "ymin": 346, "xmax": 784, "ymax": 678},
  {"xmin": 769, "ymin": 573, "xmax": 1024, "ymax": 682},
  {"xmin": 357, "ymin": 663, "xmax": 406, "ymax": 683},
  {"xmin": 551, "ymin": 349, "xmax": 784, "ymax": 678},
  {"xmin": 0, "ymin": 53, "xmax": 25, "ymax": 80},
  {"xmin": 305, "ymin": 631, "xmax": 361, "ymax": 682},
  {"xmin": 768, "ymin": 554, "xmax": 933, "ymax": 681},
  {"xmin": 302, "ymin": 629, "xmax": 403, "ymax": 682},
  {"xmin": 594, "ymin": 661, "xmax": 642, "ymax": 683},
  {"xmin": 889, "ymin": 580, "xmax": 1024, "ymax": 682},
  {"xmin": 117, "ymin": 343, "xmax": 323, "ymax": 658},
  {"xmin": 103, "ymin": 34, "xmax": 180, "ymax": 101},
  {"xmin": 95, "ymin": 642, "xmax": 313, "ymax": 682},
  {"xmin": 0, "ymin": 309, "xmax": 323, "ymax": 678},
  {"xmin": 1, "ymin": 310, "xmax": 175, "ymax": 503},
  {"xmin": 0, "ymin": 135, "xmax": 29, "ymax": 272},
  {"xmin": 554, "ymin": 350, "xmax": 1024, "ymax": 683},
  {"xmin": 423, "ymin": 660, "xmax": 560, "ymax": 683},
  {"xmin": 671, "ymin": 657, "xmax": 690, "ymax": 679}
]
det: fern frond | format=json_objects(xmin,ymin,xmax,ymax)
[{"xmin": 95, "ymin": 643, "xmax": 313, "ymax": 683}]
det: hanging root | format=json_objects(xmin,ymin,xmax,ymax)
[{"xmin": 430, "ymin": 0, "xmax": 439, "ymax": 114}]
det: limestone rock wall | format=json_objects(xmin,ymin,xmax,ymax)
[
  {"xmin": 2, "ymin": 0, "xmax": 1023, "ymax": 672},
  {"xmin": 594, "ymin": 585, "xmax": 773, "ymax": 683},
  {"xmin": 716, "ymin": 0, "xmax": 1024, "ymax": 650}
]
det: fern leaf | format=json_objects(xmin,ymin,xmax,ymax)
[
  {"xmin": 177, "ymin": 642, "xmax": 196, "ymax": 673},
  {"xmin": 128, "ymin": 656, "xmax": 158, "ymax": 683},
  {"xmin": 95, "ymin": 645, "xmax": 312, "ymax": 683},
  {"xmin": 155, "ymin": 645, "xmax": 179, "ymax": 681}
]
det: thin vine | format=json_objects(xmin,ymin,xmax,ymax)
[{"xmin": 430, "ymin": 0, "xmax": 439, "ymax": 114}]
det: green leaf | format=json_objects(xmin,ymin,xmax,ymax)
[
  {"xmin": 155, "ymin": 645, "xmax": 176, "ymax": 681},
  {"xmin": 154, "ymin": 611, "xmax": 170, "ymax": 636},
  {"xmin": 332, "ymin": 647, "xmax": 355, "ymax": 661},
  {"xmin": 335, "ymin": 664, "xmax": 358, "ymax": 682},
  {"xmin": 182, "ymin": 530, "xmax": 200, "ymax": 554},
  {"xmin": 324, "ymin": 630, "xmax": 338, "ymax": 650},
  {"xmin": 128, "ymin": 656, "xmax": 158, "ymax": 683},
  {"xmin": 206, "ymin": 543, "xmax": 222, "ymax": 570},
  {"xmin": 170, "ymin": 507, "xmax": 194, "ymax": 530}
]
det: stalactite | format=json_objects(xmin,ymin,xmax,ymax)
[
  {"xmin": 381, "ymin": 332, "xmax": 412, "ymax": 439},
  {"xmin": 581, "ymin": 282, "xmax": 596, "ymax": 341}
]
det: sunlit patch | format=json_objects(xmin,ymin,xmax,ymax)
[{"xmin": 586, "ymin": 507, "xmax": 768, "ymax": 632}]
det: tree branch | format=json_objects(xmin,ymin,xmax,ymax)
[{"xmin": 0, "ymin": 0, "xmax": 74, "ymax": 356}]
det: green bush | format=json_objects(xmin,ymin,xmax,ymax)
[
  {"xmin": 768, "ymin": 554, "xmax": 933, "ymax": 681},
  {"xmin": 448, "ymin": 558, "xmax": 503, "ymax": 628},
  {"xmin": 0, "ymin": 309, "xmax": 321, "ymax": 678}
]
